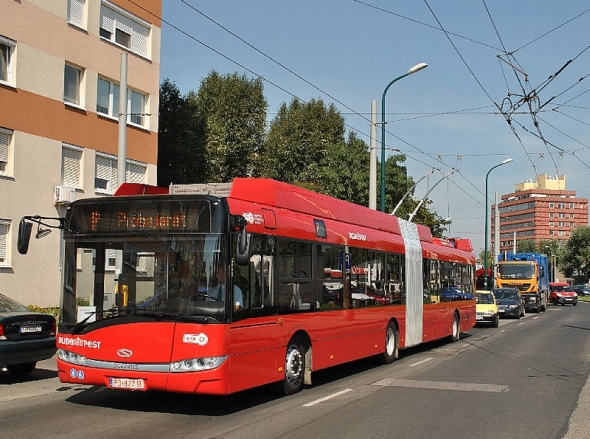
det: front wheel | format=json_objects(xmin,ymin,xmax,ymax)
[
  {"xmin": 7, "ymin": 362, "xmax": 36, "ymax": 376},
  {"xmin": 275, "ymin": 336, "xmax": 306, "ymax": 395}
]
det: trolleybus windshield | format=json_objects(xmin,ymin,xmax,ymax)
[{"xmin": 60, "ymin": 198, "xmax": 235, "ymax": 329}]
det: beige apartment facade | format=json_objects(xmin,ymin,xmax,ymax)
[{"xmin": 0, "ymin": 0, "xmax": 162, "ymax": 306}]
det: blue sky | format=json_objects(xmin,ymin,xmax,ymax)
[{"xmin": 159, "ymin": 0, "xmax": 590, "ymax": 255}]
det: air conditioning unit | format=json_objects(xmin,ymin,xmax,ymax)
[{"xmin": 55, "ymin": 185, "xmax": 76, "ymax": 204}]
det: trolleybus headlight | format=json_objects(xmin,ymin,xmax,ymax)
[
  {"xmin": 57, "ymin": 349, "xmax": 87, "ymax": 365},
  {"xmin": 170, "ymin": 356, "xmax": 227, "ymax": 372}
]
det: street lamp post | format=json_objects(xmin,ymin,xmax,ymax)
[
  {"xmin": 484, "ymin": 158, "xmax": 513, "ymax": 289},
  {"xmin": 381, "ymin": 63, "xmax": 428, "ymax": 212}
]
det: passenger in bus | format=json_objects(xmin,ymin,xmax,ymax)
[{"xmin": 211, "ymin": 266, "xmax": 243, "ymax": 307}]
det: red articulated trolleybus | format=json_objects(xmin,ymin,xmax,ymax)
[{"xmin": 17, "ymin": 178, "xmax": 476, "ymax": 396}]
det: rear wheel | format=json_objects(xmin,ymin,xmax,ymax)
[
  {"xmin": 275, "ymin": 336, "xmax": 306, "ymax": 395},
  {"xmin": 493, "ymin": 315, "xmax": 499, "ymax": 328},
  {"xmin": 382, "ymin": 322, "xmax": 398, "ymax": 364},
  {"xmin": 7, "ymin": 362, "xmax": 36, "ymax": 376},
  {"xmin": 449, "ymin": 313, "xmax": 460, "ymax": 342}
]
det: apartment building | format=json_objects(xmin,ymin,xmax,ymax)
[
  {"xmin": 491, "ymin": 174, "xmax": 589, "ymax": 253},
  {"xmin": 0, "ymin": 0, "xmax": 162, "ymax": 306}
]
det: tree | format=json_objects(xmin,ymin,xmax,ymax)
[
  {"xmin": 259, "ymin": 98, "xmax": 345, "ymax": 184},
  {"xmin": 559, "ymin": 226, "xmax": 590, "ymax": 280},
  {"xmin": 157, "ymin": 78, "xmax": 202, "ymax": 186},
  {"xmin": 188, "ymin": 71, "xmax": 267, "ymax": 182},
  {"xmin": 517, "ymin": 240, "xmax": 537, "ymax": 253},
  {"xmin": 313, "ymin": 131, "xmax": 371, "ymax": 205}
]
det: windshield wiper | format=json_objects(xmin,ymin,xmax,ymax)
[{"xmin": 71, "ymin": 306, "xmax": 136, "ymax": 334}]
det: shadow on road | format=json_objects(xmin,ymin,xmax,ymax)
[{"xmin": 62, "ymin": 333, "xmax": 473, "ymax": 416}]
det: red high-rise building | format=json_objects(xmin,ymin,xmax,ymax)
[{"xmin": 491, "ymin": 174, "xmax": 588, "ymax": 253}]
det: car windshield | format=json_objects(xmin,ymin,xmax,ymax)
[
  {"xmin": 551, "ymin": 285, "xmax": 572, "ymax": 292},
  {"xmin": 493, "ymin": 290, "xmax": 518, "ymax": 300},
  {"xmin": 0, "ymin": 294, "xmax": 29, "ymax": 312},
  {"xmin": 476, "ymin": 293, "xmax": 494, "ymax": 304},
  {"xmin": 498, "ymin": 263, "xmax": 534, "ymax": 279}
]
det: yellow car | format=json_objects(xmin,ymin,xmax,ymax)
[{"xmin": 476, "ymin": 290, "xmax": 499, "ymax": 328}]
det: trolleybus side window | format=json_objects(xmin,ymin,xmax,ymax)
[
  {"xmin": 316, "ymin": 243, "xmax": 344, "ymax": 310},
  {"xmin": 277, "ymin": 239, "xmax": 313, "ymax": 313}
]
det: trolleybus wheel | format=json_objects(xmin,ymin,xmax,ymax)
[
  {"xmin": 449, "ymin": 313, "xmax": 460, "ymax": 343},
  {"xmin": 383, "ymin": 322, "xmax": 398, "ymax": 364},
  {"xmin": 276, "ymin": 336, "xmax": 306, "ymax": 395}
]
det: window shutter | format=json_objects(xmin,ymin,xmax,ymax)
[
  {"xmin": 126, "ymin": 162, "xmax": 146, "ymax": 184},
  {"xmin": 0, "ymin": 222, "xmax": 8, "ymax": 265},
  {"xmin": 62, "ymin": 146, "xmax": 82, "ymax": 187},
  {"xmin": 67, "ymin": 0, "xmax": 85, "ymax": 28},
  {"xmin": 0, "ymin": 130, "xmax": 9, "ymax": 163},
  {"xmin": 100, "ymin": 4, "xmax": 115, "ymax": 34},
  {"xmin": 96, "ymin": 155, "xmax": 117, "ymax": 192}
]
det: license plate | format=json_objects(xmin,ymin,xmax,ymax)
[
  {"xmin": 499, "ymin": 309, "xmax": 505, "ymax": 313},
  {"xmin": 109, "ymin": 378, "xmax": 146, "ymax": 390},
  {"xmin": 20, "ymin": 325, "xmax": 42, "ymax": 333},
  {"xmin": 476, "ymin": 315, "xmax": 483, "ymax": 320}
]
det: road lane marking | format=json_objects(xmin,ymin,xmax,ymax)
[
  {"xmin": 372, "ymin": 378, "xmax": 509, "ymax": 393},
  {"xmin": 409, "ymin": 358, "xmax": 432, "ymax": 367},
  {"xmin": 303, "ymin": 388, "xmax": 353, "ymax": 407}
]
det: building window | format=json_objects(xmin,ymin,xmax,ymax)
[
  {"xmin": 0, "ymin": 35, "xmax": 15, "ymax": 85},
  {"xmin": 95, "ymin": 154, "xmax": 117, "ymax": 194},
  {"xmin": 99, "ymin": 1, "xmax": 150, "ymax": 58},
  {"xmin": 67, "ymin": 0, "xmax": 86, "ymax": 29},
  {"xmin": 0, "ymin": 127, "xmax": 12, "ymax": 175},
  {"xmin": 549, "ymin": 202, "xmax": 554, "ymax": 209},
  {"xmin": 129, "ymin": 89, "xmax": 146, "ymax": 126},
  {"xmin": 0, "ymin": 219, "xmax": 10, "ymax": 267},
  {"xmin": 549, "ymin": 222, "xmax": 554, "ymax": 227},
  {"xmin": 549, "ymin": 212, "xmax": 554, "ymax": 218},
  {"xmin": 95, "ymin": 154, "xmax": 147, "ymax": 193},
  {"xmin": 62, "ymin": 144, "xmax": 83, "ymax": 188},
  {"xmin": 97, "ymin": 77, "xmax": 147, "ymax": 127},
  {"xmin": 97, "ymin": 77, "xmax": 119, "ymax": 117},
  {"xmin": 64, "ymin": 63, "xmax": 83, "ymax": 105},
  {"xmin": 126, "ymin": 160, "xmax": 146, "ymax": 183}
]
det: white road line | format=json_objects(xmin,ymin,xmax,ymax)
[
  {"xmin": 409, "ymin": 358, "xmax": 432, "ymax": 367},
  {"xmin": 303, "ymin": 388, "xmax": 354, "ymax": 407},
  {"xmin": 372, "ymin": 378, "xmax": 509, "ymax": 393}
]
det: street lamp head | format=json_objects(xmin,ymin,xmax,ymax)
[
  {"xmin": 409, "ymin": 63, "xmax": 428, "ymax": 74},
  {"xmin": 501, "ymin": 158, "xmax": 513, "ymax": 165}
]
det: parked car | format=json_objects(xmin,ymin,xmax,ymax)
[
  {"xmin": 572, "ymin": 285, "xmax": 590, "ymax": 297},
  {"xmin": 549, "ymin": 282, "xmax": 578, "ymax": 306},
  {"xmin": 492, "ymin": 287, "xmax": 525, "ymax": 319},
  {"xmin": 476, "ymin": 290, "xmax": 499, "ymax": 327},
  {"xmin": 0, "ymin": 293, "xmax": 57, "ymax": 376}
]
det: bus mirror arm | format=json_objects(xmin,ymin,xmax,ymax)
[
  {"xmin": 17, "ymin": 215, "xmax": 65, "ymax": 255},
  {"xmin": 235, "ymin": 228, "xmax": 251, "ymax": 266}
]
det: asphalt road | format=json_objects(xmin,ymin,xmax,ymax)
[{"xmin": 1, "ymin": 302, "xmax": 590, "ymax": 439}]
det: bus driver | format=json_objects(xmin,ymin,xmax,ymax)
[{"xmin": 210, "ymin": 266, "xmax": 243, "ymax": 308}]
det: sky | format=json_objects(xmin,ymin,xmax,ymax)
[{"xmin": 159, "ymin": 0, "xmax": 590, "ymax": 255}]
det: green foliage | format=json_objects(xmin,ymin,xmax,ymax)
[
  {"xmin": 188, "ymin": 71, "xmax": 267, "ymax": 182},
  {"xmin": 559, "ymin": 226, "xmax": 590, "ymax": 280},
  {"xmin": 259, "ymin": 98, "xmax": 345, "ymax": 184},
  {"xmin": 76, "ymin": 297, "xmax": 90, "ymax": 306},
  {"xmin": 157, "ymin": 78, "xmax": 202, "ymax": 186},
  {"xmin": 517, "ymin": 239, "xmax": 537, "ymax": 253},
  {"xmin": 314, "ymin": 132, "xmax": 370, "ymax": 206},
  {"xmin": 27, "ymin": 305, "xmax": 60, "ymax": 317}
]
